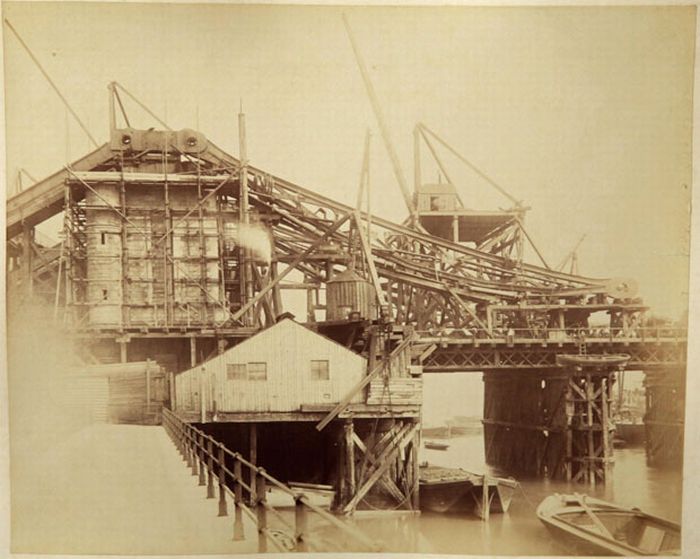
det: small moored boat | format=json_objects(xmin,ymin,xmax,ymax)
[
  {"xmin": 419, "ymin": 465, "xmax": 518, "ymax": 518},
  {"xmin": 615, "ymin": 421, "xmax": 645, "ymax": 446},
  {"xmin": 614, "ymin": 408, "xmax": 646, "ymax": 446},
  {"xmin": 424, "ymin": 441, "xmax": 450, "ymax": 450},
  {"xmin": 537, "ymin": 493, "xmax": 680, "ymax": 556}
]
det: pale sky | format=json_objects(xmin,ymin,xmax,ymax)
[{"xmin": 2, "ymin": 3, "xmax": 695, "ymax": 318}]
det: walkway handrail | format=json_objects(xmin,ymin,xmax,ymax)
[{"xmin": 162, "ymin": 408, "xmax": 381, "ymax": 553}]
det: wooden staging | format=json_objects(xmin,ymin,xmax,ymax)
[
  {"xmin": 335, "ymin": 417, "xmax": 420, "ymax": 514},
  {"xmin": 483, "ymin": 360, "xmax": 619, "ymax": 484}
]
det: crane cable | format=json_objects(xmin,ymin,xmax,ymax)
[{"xmin": 4, "ymin": 18, "xmax": 99, "ymax": 148}]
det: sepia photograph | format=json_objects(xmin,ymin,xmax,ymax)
[{"xmin": 1, "ymin": 1, "xmax": 696, "ymax": 557}]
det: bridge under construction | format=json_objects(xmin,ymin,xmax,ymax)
[{"xmin": 5, "ymin": 14, "xmax": 687, "ymax": 525}]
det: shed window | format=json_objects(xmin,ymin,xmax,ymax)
[
  {"xmin": 310, "ymin": 360, "xmax": 329, "ymax": 380},
  {"xmin": 248, "ymin": 362, "xmax": 267, "ymax": 381},
  {"xmin": 227, "ymin": 363, "xmax": 247, "ymax": 380}
]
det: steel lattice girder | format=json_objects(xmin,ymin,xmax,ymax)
[
  {"xmin": 421, "ymin": 342, "xmax": 686, "ymax": 372},
  {"xmin": 6, "ymin": 129, "xmax": 673, "ymax": 338}
]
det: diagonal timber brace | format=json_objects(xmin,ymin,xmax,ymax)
[{"xmin": 343, "ymin": 422, "xmax": 419, "ymax": 514}]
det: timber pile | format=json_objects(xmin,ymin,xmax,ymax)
[
  {"xmin": 644, "ymin": 368, "xmax": 685, "ymax": 466},
  {"xmin": 483, "ymin": 370, "xmax": 568, "ymax": 478},
  {"xmin": 367, "ymin": 377, "xmax": 422, "ymax": 405}
]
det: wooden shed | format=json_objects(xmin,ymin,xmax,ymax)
[
  {"xmin": 175, "ymin": 319, "xmax": 367, "ymax": 415},
  {"xmin": 66, "ymin": 360, "xmax": 167, "ymax": 425}
]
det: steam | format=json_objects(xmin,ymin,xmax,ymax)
[
  {"xmin": 7, "ymin": 301, "xmax": 93, "ymax": 456},
  {"xmin": 227, "ymin": 222, "xmax": 273, "ymax": 265}
]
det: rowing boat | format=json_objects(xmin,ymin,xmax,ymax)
[{"xmin": 536, "ymin": 493, "xmax": 680, "ymax": 556}]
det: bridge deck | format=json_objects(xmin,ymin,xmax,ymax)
[
  {"xmin": 419, "ymin": 330, "xmax": 686, "ymax": 372},
  {"xmin": 10, "ymin": 423, "xmax": 259, "ymax": 555}
]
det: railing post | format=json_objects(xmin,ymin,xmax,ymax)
[
  {"xmin": 186, "ymin": 430, "xmax": 194, "ymax": 468},
  {"xmin": 160, "ymin": 411, "xmax": 383, "ymax": 553},
  {"xmin": 295, "ymin": 495, "xmax": 308, "ymax": 551},
  {"xmin": 191, "ymin": 430, "xmax": 199, "ymax": 477},
  {"xmin": 160, "ymin": 415, "xmax": 382, "ymax": 553},
  {"xmin": 249, "ymin": 424, "xmax": 258, "ymax": 506},
  {"xmin": 233, "ymin": 458, "xmax": 243, "ymax": 504},
  {"xmin": 187, "ymin": 430, "xmax": 194, "ymax": 464},
  {"xmin": 217, "ymin": 444, "xmax": 228, "ymax": 517},
  {"xmin": 178, "ymin": 419, "xmax": 187, "ymax": 460},
  {"xmin": 171, "ymin": 418, "xmax": 175, "ymax": 441},
  {"xmin": 198, "ymin": 433, "xmax": 207, "ymax": 486},
  {"xmin": 206, "ymin": 438, "xmax": 215, "ymax": 498},
  {"xmin": 233, "ymin": 501, "xmax": 245, "ymax": 541},
  {"xmin": 256, "ymin": 471, "xmax": 267, "ymax": 553}
]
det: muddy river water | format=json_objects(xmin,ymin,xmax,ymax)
[{"xmin": 330, "ymin": 430, "xmax": 683, "ymax": 555}]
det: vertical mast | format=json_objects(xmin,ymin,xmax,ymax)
[
  {"xmin": 238, "ymin": 103, "xmax": 253, "ymax": 325},
  {"xmin": 108, "ymin": 82, "xmax": 116, "ymax": 135},
  {"xmin": 413, "ymin": 125, "xmax": 421, "ymax": 195},
  {"xmin": 239, "ymin": 102, "xmax": 249, "ymax": 227},
  {"xmin": 355, "ymin": 129, "xmax": 373, "ymax": 264}
]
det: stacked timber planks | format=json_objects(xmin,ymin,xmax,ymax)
[
  {"xmin": 367, "ymin": 377, "xmax": 422, "ymax": 406},
  {"xmin": 68, "ymin": 361, "xmax": 167, "ymax": 425},
  {"xmin": 59, "ymin": 374, "xmax": 110, "ymax": 424}
]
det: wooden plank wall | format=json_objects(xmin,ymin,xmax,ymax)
[
  {"xmin": 69, "ymin": 360, "xmax": 167, "ymax": 425},
  {"xmin": 367, "ymin": 378, "xmax": 422, "ymax": 405},
  {"xmin": 108, "ymin": 368, "xmax": 166, "ymax": 424},
  {"xmin": 60, "ymin": 374, "xmax": 110, "ymax": 424},
  {"xmin": 175, "ymin": 320, "xmax": 367, "ymax": 413}
]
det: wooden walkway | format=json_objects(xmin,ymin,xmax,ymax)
[{"xmin": 10, "ymin": 423, "xmax": 260, "ymax": 555}]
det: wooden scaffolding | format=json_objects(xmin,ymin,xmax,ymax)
[
  {"xmin": 335, "ymin": 417, "xmax": 420, "ymax": 514},
  {"xmin": 483, "ymin": 356, "xmax": 624, "ymax": 484},
  {"xmin": 564, "ymin": 367, "xmax": 616, "ymax": 485}
]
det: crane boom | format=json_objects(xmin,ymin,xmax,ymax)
[{"xmin": 342, "ymin": 14, "xmax": 418, "ymax": 224}]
